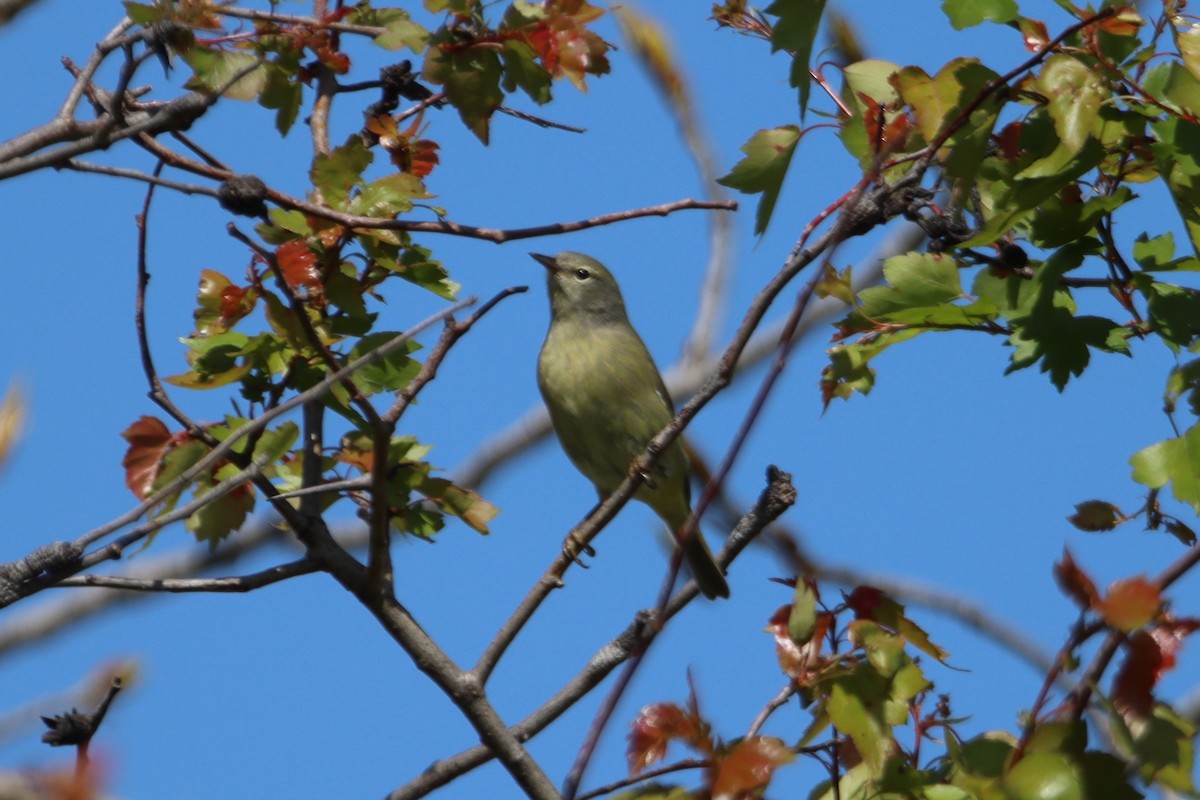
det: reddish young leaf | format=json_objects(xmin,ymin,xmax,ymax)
[
  {"xmin": 523, "ymin": 4, "xmax": 611, "ymax": 92},
  {"xmin": 1053, "ymin": 548, "xmax": 1099, "ymax": 610},
  {"xmin": 194, "ymin": 269, "xmax": 256, "ymax": 336},
  {"xmin": 766, "ymin": 604, "xmax": 832, "ymax": 683},
  {"xmin": 366, "ymin": 114, "xmax": 441, "ymax": 177},
  {"xmin": 710, "ymin": 737, "xmax": 795, "ymax": 799},
  {"xmin": 1113, "ymin": 630, "xmax": 1163, "ymax": 719},
  {"xmin": 120, "ymin": 416, "xmax": 172, "ymax": 499},
  {"xmin": 276, "ymin": 240, "xmax": 322, "ymax": 294},
  {"xmin": 1096, "ymin": 577, "xmax": 1161, "ymax": 633},
  {"xmin": 1094, "ymin": 7, "xmax": 1142, "ymax": 37},
  {"xmin": 1016, "ymin": 17, "xmax": 1050, "ymax": 51},
  {"xmin": 995, "ymin": 120, "xmax": 1024, "ymax": 161},
  {"xmin": 845, "ymin": 585, "xmax": 886, "ymax": 620},
  {"xmin": 880, "ymin": 113, "xmax": 913, "ymax": 154},
  {"xmin": 627, "ymin": 702, "xmax": 700, "ymax": 775}
]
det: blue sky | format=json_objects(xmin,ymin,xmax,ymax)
[{"xmin": 0, "ymin": 1, "xmax": 1196, "ymax": 798}]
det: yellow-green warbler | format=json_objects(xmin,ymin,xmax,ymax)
[{"xmin": 533, "ymin": 251, "xmax": 730, "ymax": 600}]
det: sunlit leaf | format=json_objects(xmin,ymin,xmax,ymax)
[
  {"xmin": 717, "ymin": 125, "xmax": 801, "ymax": 235},
  {"xmin": 1096, "ymin": 577, "xmax": 1161, "ymax": 633},
  {"xmin": 1054, "ymin": 548, "xmax": 1099, "ymax": 610},
  {"xmin": 711, "ymin": 737, "xmax": 794, "ymax": 798},
  {"xmin": 121, "ymin": 416, "xmax": 172, "ymax": 499},
  {"xmin": 941, "ymin": 0, "xmax": 1018, "ymax": 30},
  {"xmin": 1130, "ymin": 423, "xmax": 1200, "ymax": 514},
  {"xmin": 182, "ymin": 47, "xmax": 267, "ymax": 101}
]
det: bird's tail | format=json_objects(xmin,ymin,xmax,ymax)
[{"xmin": 679, "ymin": 526, "xmax": 729, "ymax": 600}]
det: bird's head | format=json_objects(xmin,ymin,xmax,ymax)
[{"xmin": 531, "ymin": 251, "xmax": 629, "ymax": 323}]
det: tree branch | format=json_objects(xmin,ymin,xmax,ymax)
[
  {"xmin": 56, "ymin": 558, "xmax": 318, "ymax": 593},
  {"xmin": 392, "ymin": 468, "xmax": 795, "ymax": 800}
]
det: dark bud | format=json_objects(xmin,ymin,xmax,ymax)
[
  {"xmin": 381, "ymin": 60, "xmax": 441, "ymax": 105},
  {"xmin": 41, "ymin": 677, "xmax": 123, "ymax": 748},
  {"xmin": 147, "ymin": 21, "xmax": 187, "ymax": 77},
  {"xmin": 218, "ymin": 175, "xmax": 270, "ymax": 218},
  {"xmin": 41, "ymin": 710, "xmax": 94, "ymax": 747},
  {"xmin": 999, "ymin": 243, "xmax": 1029, "ymax": 270}
]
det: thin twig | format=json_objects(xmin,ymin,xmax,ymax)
[
  {"xmin": 575, "ymin": 758, "xmax": 708, "ymax": 800},
  {"xmin": 57, "ymin": 558, "xmax": 319, "ymax": 593},
  {"xmin": 747, "ymin": 684, "xmax": 798, "ymax": 738}
]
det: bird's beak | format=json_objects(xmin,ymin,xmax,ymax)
[{"xmin": 530, "ymin": 252, "xmax": 559, "ymax": 273}]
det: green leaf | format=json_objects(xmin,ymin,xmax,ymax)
[
  {"xmin": 1029, "ymin": 188, "xmax": 1134, "ymax": 249},
  {"xmin": 260, "ymin": 64, "xmax": 302, "ymax": 136},
  {"xmin": 1165, "ymin": 359, "xmax": 1200, "ymax": 418},
  {"xmin": 187, "ymin": 463, "xmax": 254, "ymax": 546},
  {"xmin": 765, "ymin": 0, "xmax": 827, "ymax": 115},
  {"xmin": 363, "ymin": 9, "xmax": 430, "ymax": 52},
  {"xmin": 387, "ymin": 245, "xmax": 460, "ymax": 300},
  {"xmin": 123, "ymin": 1, "xmax": 161, "ymax": 25},
  {"xmin": 1143, "ymin": 61, "xmax": 1200, "ymax": 119},
  {"xmin": 716, "ymin": 125, "xmax": 801, "ymax": 235},
  {"xmin": 1130, "ymin": 423, "xmax": 1200, "ymax": 514},
  {"xmin": 821, "ymin": 328, "xmax": 921, "ymax": 405},
  {"xmin": 1038, "ymin": 56, "xmax": 1106, "ymax": 154},
  {"xmin": 1001, "ymin": 751, "xmax": 1083, "ymax": 800},
  {"xmin": 253, "ymin": 422, "xmax": 299, "ymax": 465},
  {"xmin": 828, "ymin": 666, "xmax": 891, "ymax": 776},
  {"xmin": 1132, "ymin": 276, "xmax": 1200, "ymax": 351},
  {"xmin": 420, "ymin": 478, "xmax": 499, "ymax": 534},
  {"xmin": 1178, "ymin": 25, "xmax": 1200, "ymax": 85},
  {"xmin": 150, "ymin": 439, "xmax": 209, "ymax": 514},
  {"xmin": 348, "ymin": 173, "xmax": 428, "ymax": 218},
  {"xmin": 894, "ymin": 59, "xmax": 992, "ymax": 144},
  {"xmin": 395, "ymin": 505, "xmax": 445, "ymax": 538},
  {"xmin": 500, "ymin": 40, "xmax": 552, "ymax": 104},
  {"xmin": 857, "ymin": 252, "xmax": 964, "ymax": 317},
  {"xmin": 841, "ymin": 59, "xmax": 902, "ymax": 111},
  {"xmin": 256, "ymin": 208, "xmax": 312, "ymax": 244},
  {"xmin": 1007, "ymin": 307, "xmax": 1125, "ymax": 391},
  {"xmin": 311, "ymin": 138, "xmax": 374, "ymax": 210},
  {"xmin": 1077, "ymin": 752, "xmax": 1143, "ymax": 800},
  {"xmin": 788, "ymin": 578, "xmax": 818, "ymax": 643},
  {"xmin": 422, "ymin": 45, "xmax": 503, "ymax": 143},
  {"xmin": 941, "ymin": 0, "xmax": 1018, "ymax": 30},
  {"xmin": 181, "ymin": 47, "xmax": 266, "ymax": 101},
  {"xmin": 347, "ymin": 332, "xmax": 422, "ymax": 395}
]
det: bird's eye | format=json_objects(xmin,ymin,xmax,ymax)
[{"xmin": 574, "ymin": 268, "xmax": 590, "ymax": 280}]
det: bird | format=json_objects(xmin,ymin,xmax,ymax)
[{"xmin": 532, "ymin": 251, "xmax": 730, "ymax": 599}]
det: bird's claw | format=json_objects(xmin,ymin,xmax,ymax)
[{"xmin": 562, "ymin": 533, "xmax": 596, "ymax": 567}]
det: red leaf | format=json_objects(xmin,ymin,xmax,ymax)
[
  {"xmin": 711, "ymin": 737, "xmax": 795, "ymax": 798},
  {"xmin": 276, "ymin": 240, "xmax": 322, "ymax": 293},
  {"xmin": 995, "ymin": 121, "xmax": 1024, "ymax": 161},
  {"xmin": 627, "ymin": 702, "xmax": 696, "ymax": 775},
  {"xmin": 879, "ymin": 113, "xmax": 912, "ymax": 154},
  {"xmin": 1017, "ymin": 17, "xmax": 1050, "ymax": 51},
  {"xmin": 120, "ymin": 416, "xmax": 172, "ymax": 499},
  {"xmin": 1096, "ymin": 577, "xmax": 1161, "ymax": 633},
  {"xmin": 1094, "ymin": 7, "xmax": 1142, "ymax": 37},
  {"xmin": 1113, "ymin": 630, "xmax": 1162, "ymax": 719},
  {"xmin": 1053, "ymin": 548, "xmax": 1099, "ymax": 610},
  {"xmin": 766, "ymin": 604, "xmax": 831, "ymax": 683}
]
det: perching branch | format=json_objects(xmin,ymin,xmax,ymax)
[{"xmin": 390, "ymin": 468, "xmax": 796, "ymax": 800}]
